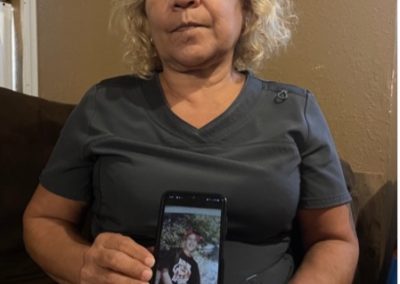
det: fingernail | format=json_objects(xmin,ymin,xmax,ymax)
[
  {"xmin": 142, "ymin": 269, "xmax": 153, "ymax": 281},
  {"xmin": 145, "ymin": 256, "xmax": 155, "ymax": 267}
]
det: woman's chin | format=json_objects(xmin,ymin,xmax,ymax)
[{"xmin": 165, "ymin": 52, "xmax": 227, "ymax": 72}]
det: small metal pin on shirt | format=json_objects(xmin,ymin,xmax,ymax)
[{"xmin": 274, "ymin": 90, "xmax": 288, "ymax": 104}]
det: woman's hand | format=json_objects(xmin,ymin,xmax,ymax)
[{"xmin": 80, "ymin": 232, "xmax": 155, "ymax": 284}]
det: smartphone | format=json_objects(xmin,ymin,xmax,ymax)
[{"xmin": 151, "ymin": 191, "xmax": 227, "ymax": 284}]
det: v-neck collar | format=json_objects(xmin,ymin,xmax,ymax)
[{"xmin": 141, "ymin": 72, "xmax": 263, "ymax": 143}]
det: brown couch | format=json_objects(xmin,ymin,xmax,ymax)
[
  {"xmin": 0, "ymin": 87, "xmax": 396, "ymax": 283},
  {"xmin": 0, "ymin": 87, "xmax": 73, "ymax": 283}
]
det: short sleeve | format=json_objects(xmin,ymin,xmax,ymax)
[
  {"xmin": 39, "ymin": 86, "xmax": 97, "ymax": 202},
  {"xmin": 299, "ymin": 91, "xmax": 351, "ymax": 208},
  {"xmin": 190, "ymin": 261, "xmax": 201, "ymax": 284}
]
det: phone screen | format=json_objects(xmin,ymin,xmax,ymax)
[{"xmin": 152, "ymin": 192, "xmax": 226, "ymax": 284}]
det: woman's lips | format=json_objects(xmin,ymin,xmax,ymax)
[{"xmin": 172, "ymin": 22, "xmax": 205, "ymax": 32}]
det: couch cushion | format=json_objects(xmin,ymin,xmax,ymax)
[{"xmin": 0, "ymin": 87, "xmax": 74, "ymax": 283}]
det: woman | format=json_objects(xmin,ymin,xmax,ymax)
[{"xmin": 23, "ymin": 0, "xmax": 359, "ymax": 283}]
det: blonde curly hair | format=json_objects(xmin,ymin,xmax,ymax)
[{"xmin": 110, "ymin": 0, "xmax": 296, "ymax": 78}]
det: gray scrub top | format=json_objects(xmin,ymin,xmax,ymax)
[{"xmin": 40, "ymin": 72, "xmax": 351, "ymax": 283}]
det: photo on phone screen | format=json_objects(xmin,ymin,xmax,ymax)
[{"xmin": 153, "ymin": 192, "xmax": 226, "ymax": 284}]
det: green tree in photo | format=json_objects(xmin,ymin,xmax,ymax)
[{"xmin": 160, "ymin": 213, "xmax": 221, "ymax": 258}]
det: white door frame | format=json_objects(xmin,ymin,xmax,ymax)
[
  {"xmin": 21, "ymin": 0, "xmax": 38, "ymax": 97},
  {"xmin": 0, "ymin": 2, "xmax": 15, "ymax": 90}
]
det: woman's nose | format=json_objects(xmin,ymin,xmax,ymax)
[{"xmin": 173, "ymin": 0, "xmax": 200, "ymax": 9}]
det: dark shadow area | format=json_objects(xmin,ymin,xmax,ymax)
[{"xmin": 353, "ymin": 181, "xmax": 397, "ymax": 284}]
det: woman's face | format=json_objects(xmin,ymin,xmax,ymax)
[{"xmin": 145, "ymin": 0, "xmax": 244, "ymax": 71}]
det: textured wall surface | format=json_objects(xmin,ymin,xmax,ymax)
[
  {"xmin": 263, "ymin": 0, "xmax": 396, "ymax": 182},
  {"xmin": 37, "ymin": 0, "xmax": 129, "ymax": 104},
  {"xmin": 36, "ymin": 1, "xmax": 396, "ymax": 183}
]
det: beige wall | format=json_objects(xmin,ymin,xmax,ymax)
[
  {"xmin": 262, "ymin": 1, "xmax": 396, "ymax": 184},
  {"xmin": 36, "ymin": 0, "xmax": 129, "ymax": 104},
  {"xmin": 36, "ymin": 1, "xmax": 396, "ymax": 184}
]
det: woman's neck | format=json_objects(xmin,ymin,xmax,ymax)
[
  {"xmin": 158, "ymin": 66, "xmax": 246, "ymax": 129},
  {"xmin": 159, "ymin": 63, "xmax": 245, "ymax": 107}
]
